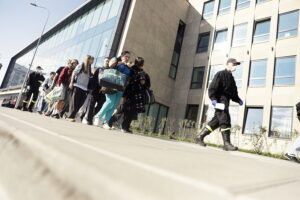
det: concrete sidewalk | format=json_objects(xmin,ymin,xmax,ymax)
[{"xmin": 0, "ymin": 107, "xmax": 299, "ymax": 200}]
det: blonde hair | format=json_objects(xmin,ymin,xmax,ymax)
[{"xmin": 83, "ymin": 55, "xmax": 94, "ymax": 74}]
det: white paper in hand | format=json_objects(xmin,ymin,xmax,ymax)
[{"xmin": 215, "ymin": 103, "xmax": 225, "ymax": 110}]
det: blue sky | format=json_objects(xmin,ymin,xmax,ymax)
[{"xmin": 0, "ymin": 0, "xmax": 86, "ymax": 85}]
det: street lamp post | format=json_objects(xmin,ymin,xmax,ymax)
[{"xmin": 15, "ymin": 3, "xmax": 50, "ymax": 109}]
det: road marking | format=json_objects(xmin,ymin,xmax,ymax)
[{"xmin": 0, "ymin": 112, "xmax": 244, "ymax": 200}]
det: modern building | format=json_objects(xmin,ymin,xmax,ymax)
[{"xmin": 2, "ymin": 0, "xmax": 300, "ymax": 153}]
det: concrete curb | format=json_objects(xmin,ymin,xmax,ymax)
[{"xmin": 0, "ymin": 120, "xmax": 92, "ymax": 200}]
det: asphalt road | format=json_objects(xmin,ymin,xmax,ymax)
[{"xmin": 0, "ymin": 107, "xmax": 299, "ymax": 200}]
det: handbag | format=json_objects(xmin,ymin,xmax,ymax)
[
  {"xmin": 44, "ymin": 85, "xmax": 66, "ymax": 103},
  {"xmin": 99, "ymin": 69, "xmax": 128, "ymax": 91},
  {"xmin": 101, "ymin": 87, "xmax": 118, "ymax": 94}
]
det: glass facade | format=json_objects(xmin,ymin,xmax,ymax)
[
  {"xmin": 278, "ymin": 10, "xmax": 299, "ymax": 39},
  {"xmin": 190, "ymin": 67, "xmax": 205, "ymax": 89},
  {"xmin": 249, "ymin": 59, "xmax": 267, "ymax": 87},
  {"xmin": 7, "ymin": 0, "xmax": 124, "ymax": 87},
  {"xmin": 274, "ymin": 56, "xmax": 296, "ymax": 86},
  {"xmin": 269, "ymin": 107, "xmax": 293, "ymax": 139}
]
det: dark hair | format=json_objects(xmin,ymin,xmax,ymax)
[
  {"xmin": 50, "ymin": 72, "xmax": 56, "ymax": 76},
  {"xmin": 120, "ymin": 51, "xmax": 130, "ymax": 56},
  {"xmin": 135, "ymin": 57, "xmax": 144, "ymax": 67}
]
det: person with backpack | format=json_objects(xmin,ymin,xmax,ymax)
[
  {"xmin": 108, "ymin": 57, "xmax": 151, "ymax": 133},
  {"xmin": 82, "ymin": 57, "xmax": 110, "ymax": 125},
  {"xmin": 22, "ymin": 66, "xmax": 45, "ymax": 112},
  {"xmin": 195, "ymin": 58, "xmax": 243, "ymax": 151},
  {"xmin": 95, "ymin": 51, "xmax": 132, "ymax": 129},
  {"xmin": 285, "ymin": 102, "xmax": 300, "ymax": 163},
  {"xmin": 67, "ymin": 55, "xmax": 94, "ymax": 122}
]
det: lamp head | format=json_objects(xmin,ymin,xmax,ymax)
[{"xmin": 30, "ymin": 3, "xmax": 37, "ymax": 7}]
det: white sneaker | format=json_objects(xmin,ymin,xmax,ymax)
[
  {"xmin": 82, "ymin": 118, "xmax": 88, "ymax": 125},
  {"xmin": 103, "ymin": 123, "xmax": 111, "ymax": 130},
  {"xmin": 93, "ymin": 118, "xmax": 100, "ymax": 126},
  {"xmin": 121, "ymin": 129, "xmax": 132, "ymax": 134}
]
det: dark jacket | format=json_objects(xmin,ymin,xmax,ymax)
[
  {"xmin": 123, "ymin": 66, "xmax": 151, "ymax": 113},
  {"xmin": 26, "ymin": 72, "xmax": 45, "ymax": 91},
  {"xmin": 209, "ymin": 69, "xmax": 241, "ymax": 107},
  {"xmin": 296, "ymin": 102, "xmax": 300, "ymax": 121}
]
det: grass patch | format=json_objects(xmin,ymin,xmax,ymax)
[{"xmin": 136, "ymin": 131, "xmax": 288, "ymax": 161}]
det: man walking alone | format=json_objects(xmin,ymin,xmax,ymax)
[
  {"xmin": 196, "ymin": 58, "xmax": 243, "ymax": 151},
  {"xmin": 22, "ymin": 66, "xmax": 45, "ymax": 112}
]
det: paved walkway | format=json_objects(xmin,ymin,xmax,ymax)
[{"xmin": 0, "ymin": 107, "xmax": 299, "ymax": 200}]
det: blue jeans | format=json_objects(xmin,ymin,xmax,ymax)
[{"xmin": 97, "ymin": 92, "xmax": 123, "ymax": 124}]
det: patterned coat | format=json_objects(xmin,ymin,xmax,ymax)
[{"xmin": 123, "ymin": 66, "xmax": 151, "ymax": 113}]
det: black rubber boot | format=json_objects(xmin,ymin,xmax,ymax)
[
  {"xmin": 221, "ymin": 130, "xmax": 238, "ymax": 151},
  {"xmin": 195, "ymin": 127, "xmax": 211, "ymax": 147},
  {"xmin": 22, "ymin": 102, "xmax": 28, "ymax": 111},
  {"xmin": 28, "ymin": 102, "xmax": 35, "ymax": 113}
]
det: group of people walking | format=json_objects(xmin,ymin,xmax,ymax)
[
  {"xmin": 21, "ymin": 51, "xmax": 152, "ymax": 133},
  {"xmin": 20, "ymin": 55, "xmax": 299, "ymax": 163}
]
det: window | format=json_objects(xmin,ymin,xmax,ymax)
[
  {"xmin": 208, "ymin": 64, "xmax": 223, "ymax": 85},
  {"xmin": 218, "ymin": 0, "xmax": 231, "ymax": 15},
  {"xmin": 244, "ymin": 107, "xmax": 264, "ymax": 134},
  {"xmin": 196, "ymin": 32, "xmax": 210, "ymax": 53},
  {"xmin": 203, "ymin": 0, "xmax": 215, "ymax": 19},
  {"xmin": 229, "ymin": 106, "xmax": 239, "ymax": 127},
  {"xmin": 253, "ymin": 19, "xmax": 271, "ymax": 43},
  {"xmin": 257, "ymin": 0, "xmax": 270, "ymax": 3},
  {"xmin": 249, "ymin": 60, "xmax": 267, "ymax": 86},
  {"xmin": 278, "ymin": 10, "xmax": 299, "ymax": 39},
  {"xmin": 236, "ymin": 0, "xmax": 250, "ymax": 10},
  {"xmin": 214, "ymin": 29, "xmax": 228, "ymax": 50},
  {"xmin": 169, "ymin": 21, "xmax": 185, "ymax": 79},
  {"xmin": 269, "ymin": 107, "xmax": 293, "ymax": 139},
  {"xmin": 232, "ymin": 23, "xmax": 247, "ymax": 47},
  {"xmin": 274, "ymin": 56, "xmax": 296, "ymax": 85},
  {"xmin": 190, "ymin": 67, "xmax": 205, "ymax": 89},
  {"xmin": 146, "ymin": 103, "xmax": 169, "ymax": 133},
  {"xmin": 185, "ymin": 105, "xmax": 199, "ymax": 121},
  {"xmin": 232, "ymin": 62, "xmax": 243, "ymax": 87}
]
